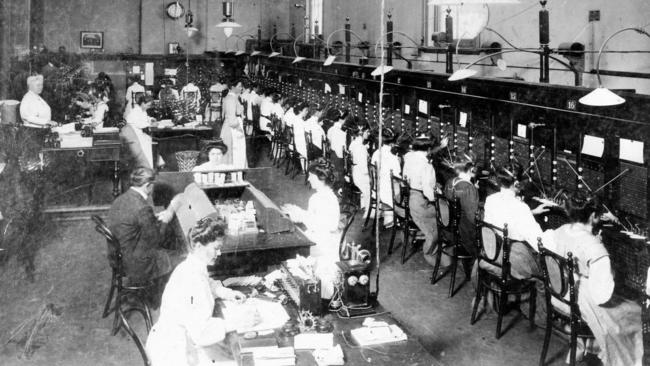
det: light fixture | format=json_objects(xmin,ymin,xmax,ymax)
[
  {"xmin": 268, "ymin": 32, "xmax": 295, "ymax": 59},
  {"xmin": 371, "ymin": 65, "xmax": 393, "ymax": 76},
  {"xmin": 235, "ymin": 50, "xmax": 246, "ymax": 56},
  {"xmin": 269, "ymin": 52, "xmax": 280, "ymax": 58},
  {"xmin": 292, "ymin": 56, "xmax": 306, "ymax": 64},
  {"xmin": 251, "ymin": 50, "xmax": 261, "ymax": 56},
  {"xmin": 216, "ymin": 0, "xmax": 241, "ymax": 37},
  {"xmin": 184, "ymin": 0, "xmax": 198, "ymax": 37},
  {"xmin": 324, "ymin": 55, "xmax": 336, "ymax": 66},
  {"xmin": 579, "ymin": 27, "xmax": 650, "ymax": 107}
]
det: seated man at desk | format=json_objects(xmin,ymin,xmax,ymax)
[
  {"xmin": 193, "ymin": 141, "xmax": 232, "ymax": 172},
  {"xmin": 108, "ymin": 167, "xmax": 184, "ymax": 298}
]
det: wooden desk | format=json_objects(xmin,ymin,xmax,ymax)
[
  {"xmin": 155, "ymin": 171, "xmax": 314, "ymax": 275},
  {"xmin": 41, "ymin": 141, "xmax": 121, "ymax": 199},
  {"xmin": 223, "ymin": 304, "xmax": 441, "ymax": 366},
  {"xmin": 146, "ymin": 125, "xmax": 215, "ymax": 170}
]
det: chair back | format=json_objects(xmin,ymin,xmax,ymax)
[
  {"xmin": 131, "ymin": 91, "xmax": 145, "ymax": 106},
  {"xmin": 369, "ymin": 164, "xmax": 378, "ymax": 197},
  {"xmin": 183, "ymin": 91, "xmax": 197, "ymax": 101},
  {"xmin": 435, "ymin": 194, "xmax": 460, "ymax": 234},
  {"xmin": 475, "ymin": 217, "xmax": 511, "ymax": 283},
  {"xmin": 338, "ymin": 197, "xmax": 360, "ymax": 248},
  {"xmin": 538, "ymin": 242, "xmax": 579, "ymax": 317},
  {"xmin": 91, "ymin": 215, "xmax": 123, "ymax": 275},
  {"xmin": 342, "ymin": 147, "xmax": 353, "ymax": 183},
  {"xmin": 390, "ymin": 174, "xmax": 410, "ymax": 220},
  {"xmin": 210, "ymin": 90, "xmax": 222, "ymax": 104},
  {"xmin": 305, "ymin": 130, "xmax": 314, "ymax": 159}
]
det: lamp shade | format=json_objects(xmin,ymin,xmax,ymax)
[
  {"xmin": 268, "ymin": 52, "xmax": 280, "ymax": 58},
  {"xmin": 292, "ymin": 56, "xmax": 306, "ymax": 64},
  {"xmin": 235, "ymin": 50, "xmax": 246, "ymax": 56},
  {"xmin": 323, "ymin": 55, "xmax": 336, "ymax": 66},
  {"xmin": 251, "ymin": 50, "xmax": 261, "ymax": 56},
  {"xmin": 578, "ymin": 87, "xmax": 625, "ymax": 107},
  {"xmin": 448, "ymin": 68, "xmax": 478, "ymax": 81},
  {"xmin": 371, "ymin": 65, "xmax": 394, "ymax": 76},
  {"xmin": 216, "ymin": 21, "xmax": 242, "ymax": 37}
]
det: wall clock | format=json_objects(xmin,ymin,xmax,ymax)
[{"xmin": 166, "ymin": 2, "xmax": 185, "ymax": 19}]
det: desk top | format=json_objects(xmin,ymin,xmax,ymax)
[
  {"xmin": 224, "ymin": 305, "xmax": 440, "ymax": 366},
  {"xmin": 41, "ymin": 141, "xmax": 121, "ymax": 152}
]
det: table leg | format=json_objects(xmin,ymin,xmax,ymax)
[{"xmin": 112, "ymin": 161, "xmax": 120, "ymax": 197}]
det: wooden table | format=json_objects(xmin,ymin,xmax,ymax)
[
  {"xmin": 41, "ymin": 141, "xmax": 122, "ymax": 200},
  {"xmin": 222, "ymin": 303, "xmax": 441, "ymax": 366}
]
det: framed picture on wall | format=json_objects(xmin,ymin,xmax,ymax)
[{"xmin": 80, "ymin": 31, "xmax": 104, "ymax": 49}]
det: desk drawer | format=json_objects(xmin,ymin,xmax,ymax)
[{"xmin": 89, "ymin": 147, "xmax": 120, "ymax": 161}]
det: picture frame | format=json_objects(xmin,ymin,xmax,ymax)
[
  {"xmin": 80, "ymin": 31, "xmax": 104, "ymax": 49},
  {"xmin": 168, "ymin": 42, "xmax": 179, "ymax": 55}
]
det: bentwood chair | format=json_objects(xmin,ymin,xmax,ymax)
[
  {"xmin": 92, "ymin": 215, "xmax": 152, "ymax": 366},
  {"xmin": 363, "ymin": 164, "xmax": 393, "ymax": 231},
  {"xmin": 388, "ymin": 175, "xmax": 423, "ymax": 264},
  {"xmin": 538, "ymin": 241, "xmax": 594, "ymax": 366},
  {"xmin": 208, "ymin": 91, "xmax": 222, "ymax": 122},
  {"xmin": 430, "ymin": 195, "xmax": 473, "ymax": 297},
  {"xmin": 471, "ymin": 216, "xmax": 537, "ymax": 339}
]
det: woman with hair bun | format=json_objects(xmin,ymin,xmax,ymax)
[
  {"xmin": 282, "ymin": 158, "xmax": 341, "ymax": 299},
  {"xmin": 442, "ymin": 151, "xmax": 479, "ymax": 258},
  {"xmin": 545, "ymin": 193, "xmax": 642, "ymax": 366},
  {"xmin": 370, "ymin": 127, "xmax": 401, "ymax": 228},
  {"xmin": 146, "ymin": 216, "xmax": 246, "ymax": 366}
]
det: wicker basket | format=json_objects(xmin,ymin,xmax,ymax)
[{"xmin": 175, "ymin": 150, "xmax": 200, "ymax": 172}]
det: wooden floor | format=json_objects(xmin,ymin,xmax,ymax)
[{"xmin": 0, "ymin": 157, "xmax": 599, "ymax": 366}]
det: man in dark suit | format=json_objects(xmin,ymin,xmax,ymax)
[{"xmin": 108, "ymin": 167, "xmax": 183, "ymax": 285}]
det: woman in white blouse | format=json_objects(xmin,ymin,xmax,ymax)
[
  {"xmin": 121, "ymin": 94, "xmax": 158, "ymax": 169},
  {"xmin": 146, "ymin": 217, "xmax": 246, "ymax": 366},
  {"xmin": 303, "ymin": 104, "xmax": 326, "ymax": 158},
  {"xmin": 544, "ymin": 193, "xmax": 642, "ymax": 366},
  {"xmin": 347, "ymin": 119, "xmax": 370, "ymax": 215},
  {"xmin": 90, "ymin": 90, "xmax": 110, "ymax": 128},
  {"xmin": 124, "ymin": 75, "xmax": 145, "ymax": 119},
  {"xmin": 370, "ymin": 128, "xmax": 401, "ymax": 228},
  {"xmin": 402, "ymin": 135, "xmax": 440, "ymax": 265},
  {"xmin": 192, "ymin": 142, "xmax": 232, "ymax": 172},
  {"xmin": 483, "ymin": 162, "xmax": 552, "ymax": 279},
  {"xmin": 20, "ymin": 74, "xmax": 56, "ymax": 128},
  {"xmin": 282, "ymin": 159, "xmax": 341, "ymax": 299}
]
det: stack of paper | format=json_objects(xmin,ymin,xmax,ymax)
[
  {"xmin": 293, "ymin": 333, "xmax": 333, "ymax": 350},
  {"xmin": 222, "ymin": 275, "xmax": 263, "ymax": 287},
  {"xmin": 251, "ymin": 347, "xmax": 295, "ymax": 366},
  {"xmin": 350, "ymin": 324, "xmax": 407, "ymax": 346}
]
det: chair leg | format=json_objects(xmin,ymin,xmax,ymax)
[
  {"xmin": 387, "ymin": 221, "xmax": 398, "ymax": 255},
  {"xmin": 102, "ymin": 275, "xmax": 117, "ymax": 318},
  {"xmin": 496, "ymin": 290, "xmax": 508, "ymax": 339},
  {"xmin": 529, "ymin": 287, "xmax": 537, "ymax": 330},
  {"xmin": 431, "ymin": 242, "xmax": 443, "ymax": 284},
  {"xmin": 401, "ymin": 225, "xmax": 410, "ymax": 264},
  {"xmin": 539, "ymin": 313, "xmax": 553, "ymax": 366},
  {"xmin": 448, "ymin": 254, "xmax": 458, "ymax": 298},
  {"xmin": 470, "ymin": 280, "xmax": 483, "ymax": 325},
  {"xmin": 119, "ymin": 311, "xmax": 151, "ymax": 366},
  {"xmin": 569, "ymin": 328, "xmax": 577, "ymax": 366},
  {"xmin": 362, "ymin": 201, "xmax": 374, "ymax": 230}
]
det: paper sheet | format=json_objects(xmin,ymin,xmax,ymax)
[
  {"xmin": 220, "ymin": 298, "xmax": 289, "ymax": 334},
  {"xmin": 459, "ymin": 112, "xmax": 468, "ymax": 128},
  {"xmin": 418, "ymin": 99, "xmax": 428, "ymax": 114},
  {"xmin": 358, "ymin": 92, "xmax": 363, "ymax": 103},
  {"xmin": 324, "ymin": 83, "xmax": 331, "ymax": 94},
  {"xmin": 404, "ymin": 104, "xmax": 411, "ymax": 115},
  {"xmin": 517, "ymin": 124, "xmax": 527, "ymax": 138},
  {"xmin": 619, "ymin": 138, "xmax": 644, "ymax": 164},
  {"xmin": 338, "ymin": 84, "xmax": 346, "ymax": 95},
  {"xmin": 581, "ymin": 135, "xmax": 605, "ymax": 158},
  {"xmin": 132, "ymin": 65, "xmax": 140, "ymax": 74}
]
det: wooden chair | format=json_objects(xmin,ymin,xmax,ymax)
[
  {"xmin": 471, "ymin": 217, "xmax": 537, "ymax": 339},
  {"xmin": 338, "ymin": 191, "xmax": 361, "ymax": 249},
  {"xmin": 208, "ymin": 91, "xmax": 222, "ymax": 122},
  {"xmin": 430, "ymin": 194, "xmax": 472, "ymax": 297},
  {"xmin": 538, "ymin": 241, "xmax": 594, "ymax": 366},
  {"xmin": 388, "ymin": 175, "xmax": 423, "ymax": 264},
  {"xmin": 362, "ymin": 164, "xmax": 393, "ymax": 231},
  {"xmin": 92, "ymin": 215, "xmax": 152, "ymax": 366}
]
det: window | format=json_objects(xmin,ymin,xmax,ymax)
[
  {"xmin": 307, "ymin": 0, "xmax": 323, "ymax": 38},
  {"xmin": 425, "ymin": 3, "xmax": 488, "ymax": 48}
]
